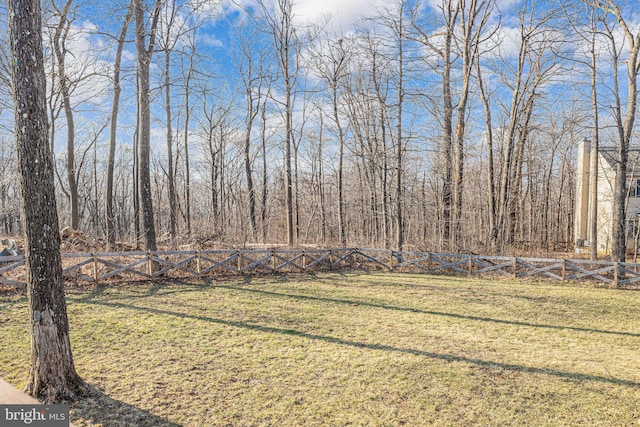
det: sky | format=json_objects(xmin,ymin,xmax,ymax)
[{"xmin": 5, "ymin": 0, "xmax": 638, "ymax": 162}]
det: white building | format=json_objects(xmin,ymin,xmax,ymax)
[{"xmin": 575, "ymin": 139, "xmax": 640, "ymax": 255}]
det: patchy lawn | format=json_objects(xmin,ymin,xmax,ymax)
[{"xmin": 1, "ymin": 272, "xmax": 639, "ymax": 426}]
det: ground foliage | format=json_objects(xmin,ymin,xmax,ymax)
[{"xmin": 1, "ymin": 273, "xmax": 639, "ymax": 426}]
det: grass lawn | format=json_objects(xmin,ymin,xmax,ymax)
[{"xmin": 1, "ymin": 272, "xmax": 639, "ymax": 426}]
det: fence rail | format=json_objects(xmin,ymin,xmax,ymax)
[{"xmin": 1, "ymin": 248, "xmax": 638, "ymax": 288}]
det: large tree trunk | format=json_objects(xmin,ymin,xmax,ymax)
[
  {"xmin": 8, "ymin": 0, "xmax": 84, "ymax": 403},
  {"xmin": 134, "ymin": 0, "xmax": 161, "ymax": 252}
]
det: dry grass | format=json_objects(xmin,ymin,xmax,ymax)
[{"xmin": 1, "ymin": 272, "xmax": 639, "ymax": 426}]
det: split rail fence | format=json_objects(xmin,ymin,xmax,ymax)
[{"xmin": 0, "ymin": 248, "xmax": 638, "ymax": 288}]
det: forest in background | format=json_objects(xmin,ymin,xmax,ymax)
[{"xmin": 0, "ymin": 0, "xmax": 638, "ymax": 257}]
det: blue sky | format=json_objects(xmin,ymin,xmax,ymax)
[{"xmin": 5, "ymin": 0, "xmax": 637, "ymax": 164}]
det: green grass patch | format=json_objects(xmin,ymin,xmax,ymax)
[{"xmin": 1, "ymin": 272, "xmax": 639, "ymax": 426}]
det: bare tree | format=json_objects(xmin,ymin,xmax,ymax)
[
  {"xmin": 261, "ymin": 0, "xmax": 299, "ymax": 246},
  {"xmin": 51, "ymin": 0, "xmax": 79, "ymax": 229},
  {"xmin": 491, "ymin": 5, "xmax": 561, "ymax": 250},
  {"xmin": 412, "ymin": 0, "xmax": 494, "ymax": 249},
  {"xmin": 8, "ymin": 0, "xmax": 84, "ymax": 402},
  {"xmin": 106, "ymin": 0, "xmax": 134, "ymax": 247},
  {"xmin": 181, "ymin": 30, "xmax": 196, "ymax": 238},
  {"xmin": 566, "ymin": 2, "xmax": 604, "ymax": 260},
  {"xmin": 309, "ymin": 31, "xmax": 352, "ymax": 246},
  {"xmin": 134, "ymin": 0, "xmax": 162, "ymax": 252},
  {"xmin": 158, "ymin": 0, "xmax": 193, "ymax": 244},
  {"xmin": 591, "ymin": 0, "xmax": 640, "ymax": 262},
  {"xmin": 475, "ymin": 41, "xmax": 497, "ymax": 248},
  {"xmin": 233, "ymin": 21, "xmax": 269, "ymax": 242},
  {"xmin": 381, "ymin": 0, "xmax": 409, "ymax": 251},
  {"xmin": 412, "ymin": 0, "xmax": 458, "ymax": 250}
]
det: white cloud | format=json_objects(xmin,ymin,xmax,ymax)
[
  {"xmin": 482, "ymin": 24, "xmax": 522, "ymax": 59},
  {"xmin": 199, "ymin": 32, "xmax": 225, "ymax": 48},
  {"xmin": 292, "ymin": 0, "xmax": 384, "ymax": 30},
  {"xmin": 212, "ymin": 0, "xmax": 390, "ymax": 32}
]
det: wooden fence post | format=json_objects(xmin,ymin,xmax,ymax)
[
  {"xmin": 329, "ymin": 249, "xmax": 334, "ymax": 271},
  {"xmin": 302, "ymin": 249, "xmax": 307, "ymax": 271},
  {"xmin": 561, "ymin": 259, "xmax": 567, "ymax": 281},
  {"xmin": 272, "ymin": 249, "xmax": 277, "ymax": 272},
  {"xmin": 513, "ymin": 257, "xmax": 518, "ymax": 279},
  {"xmin": 147, "ymin": 250, "xmax": 153, "ymax": 276},
  {"xmin": 237, "ymin": 250, "xmax": 242, "ymax": 273},
  {"xmin": 93, "ymin": 252, "xmax": 99, "ymax": 284},
  {"xmin": 196, "ymin": 249, "xmax": 202, "ymax": 276},
  {"xmin": 613, "ymin": 262, "xmax": 619, "ymax": 288},
  {"xmin": 467, "ymin": 254, "xmax": 472, "ymax": 277}
]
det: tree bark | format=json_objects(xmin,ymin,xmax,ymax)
[
  {"xmin": 8, "ymin": 0, "xmax": 84, "ymax": 403},
  {"xmin": 107, "ymin": 0, "xmax": 133, "ymax": 247},
  {"xmin": 263, "ymin": 0, "xmax": 296, "ymax": 246},
  {"xmin": 395, "ymin": 2, "xmax": 405, "ymax": 251},
  {"xmin": 476, "ymin": 51, "xmax": 496, "ymax": 248},
  {"xmin": 164, "ymin": 49, "xmax": 177, "ymax": 244},
  {"xmin": 333, "ymin": 82, "xmax": 346, "ymax": 246},
  {"xmin": 52, "ymin": 0, "xmax": 78, "ymax": 230},
  {"xmin": 134, "ymin": 0, "xmax": 161, "ymax": 252},
  {"xmin": 589, "ymin": 26, "xmax": 599, "ymax": 260}
]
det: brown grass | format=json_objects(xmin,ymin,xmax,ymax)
[{"xmin": 1, "ymin": 272, "xmax": 639, "ymax": 426}]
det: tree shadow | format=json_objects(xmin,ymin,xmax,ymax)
[
  {"xmin": 71, "ymin": 383, "xmax": 181, "ymax": 427},
  {"xmin": 72, "ymin": 280, "xmax": 208, "ymax": 303},
  {"xmin": 211, "ymin": 284, "xmax": 640, "ymax": 338},
  {"xmin": 76, "ymin": 298, "xmax": 640, "ymax": 389}
]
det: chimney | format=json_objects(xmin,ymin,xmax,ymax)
[{"xmin": 575, "ymin": 138, "xmax": 591, "ymax": 247}]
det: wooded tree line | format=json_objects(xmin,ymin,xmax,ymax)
[{"xmin": 0, "ymin": 0, "xmax": 638, "ymax": 257}]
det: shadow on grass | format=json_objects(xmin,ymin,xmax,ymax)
[
  {"xmin": 73, "ymin": 298, "xmax": 640, "ymax": 389},
  {"xmin": 211, "ymin": 284, "xmax": 640, "ymax": 339},
  {"xmin": 71, "ymin": 383, "xmax": 181, "ymax": 427},
  {"xmin": 72, "ymin": 280, "xmax": 208, "ymax": 303}
]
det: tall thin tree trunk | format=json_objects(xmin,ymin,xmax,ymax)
[
  {"xmin": 260, "ymin": 94, "xmax": 269, "ymax": 243},
  {"xmin": 184, "ymin": 59, "xmax": 193, "ymax": 238},
  {"xmin": 243, "ymin": 84, "xmax": 257, "ymax": 241},
  {"xmin": 107, "ymin": 1, "xmax": 132, "ymax": 247},
  {"xmin": 132, "ymin": 129, "xmax": 140, "ymax": 248},
  {"xmin": 332, "ymin": 84, "xmax": 346, "ymax": 246},
  {"xmin": 442, "ymin": 26, "xmax": 454, "ymax": 250},
  {"xmin": 53, "ymin": 0, "xmax": 78, "ymax": 230},
  {"xmin": 589, "ymin": 27, "xmax": 599, "ymax": 260},
  {"xmin": 395, "ymin": 4, "xmax": 404, "ymax": 250},
  {"xmin": 476, "ymin": 56, "xmax": 496, "ymax": 248},
  {"xmin": 164, "ymin": 50, "xmax": 177, "ymax": 244},
  {"xmin": 318, "ymin": 111, "xmax": 327, "ymax": 243}
]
